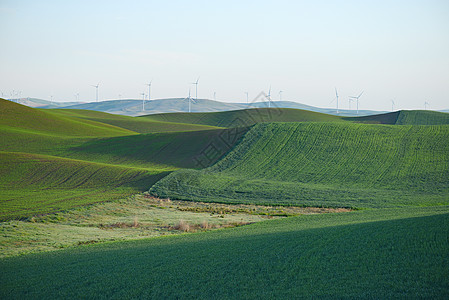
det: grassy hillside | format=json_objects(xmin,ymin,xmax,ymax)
[
  {"xmin": 0, "ymin": 99, "xmax": 135, "ymax": 137},
  {"xmin": 143, "ymin": 107, "xmax": 343, "ymax": 128},
  {"xmin": 348, "ymin": 110, "xmax": 449, "ymax": 125},
  {"xmin": 0, "ymin": 100, "xmax": 250, "ymax": 220},
  {"xmin": 151, "ymin": 122, "xmax": 449, "ymax": 208},
  {"xmin": 396, "ymin": 110, "xmax": 449, "ymax": 125},
  {"xmin": 1, "ymin": 206, "xmax": 448, "ymax": 298},
  {"xmin": 47, "ymin": 109, "xmax": 221, "ymax": 133},
  {"xmin": 0, "ymin": 152, "xmax": 169, "ymax": 220}
]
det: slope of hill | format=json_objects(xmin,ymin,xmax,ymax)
[
  {"xmin": 151, "ymin": 122, "xmax": 449, "ymax": 208},
  {"xmin": 0, "ymin": 152, "xmax": 169, "ymax": 220},
  {"xmin": 0, "ymin": 99, "xmax": 135, "ymax": 137},
  {"xmin": 46, "ymin": 109, "xmax": 221, "ymax": 133},
  {"xmin": 0, "ymin": 100, "xmax": 248, "ymax": 220},
  {"xmin": 1, "ymin": 206, "xmax": 448, "ymax": 298},
  {"xmin": 396, "ymin": 110, "xmax": 449, "ymax": 125},
  {"xmin": 7, "ymin": 98, "xmax": 83, "ymax": 108},
  {"xmin": 143, "ymin": 108, "xmax": 343, "ymax": 128},
  {"xmin": 347, "ymin": 110, "xmax": 449, "ymax": 125}
]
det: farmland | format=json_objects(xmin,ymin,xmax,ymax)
[
  {"xmin": 1, "ymin": 206, "xmax": 448, "ymax": 298},
  {"xmin": 151, "ymin": 122, "xmax": 449, "ymax": 208},
  {"xmin": 0, "ymin": 99, "xmax": 246, "ymax": 220},
  {"xmin": 1, "ymin": 98, "xmax": 449, "ymax": 298},
  {"xmin": 143, "ymin": 107, "xmax": 343, "ymax": 127}
]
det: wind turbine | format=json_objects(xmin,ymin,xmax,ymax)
[
  {"xmin": 74, "ymin": 93, "xmax": 80, "ymax": 101},
  {"xmin": 391, "ymin": 99, "xmax": 396, "ymax": 112},
  {"xmin": 245, "ymin": 92, "xmax": 249, "ymax": 104},
  {"xmin": 141, "ymin": 92, "xmax": 146, "ymax": 111},
  {"xmin": 191, "ymin": 77, "xmax": 199, "ymax": 101},
  {"xmin": 183, "ymin": 88, "xmax": 196, "ymax": 113},
  {"xmin": 267, "ymin": 86, "xmax": 272, "ymax": 108},
  {"xmin": 213, "ymin": 91, "xmax": 216, "ymax": 101},
  {"xmin": 146, "ymin": 81, "xmax": 152, "ymax": 101},
  {"xmin": 349, "ymin": 91, "xmax": 364, "ymax": 115},
  {"xmin": 348, "ymin": 97, "xmax": 354, "ymax": 110},
  {"xmin": 279, "ymin": 90, "xmax": 283, "ymax": 101},
  {"xmin": 332, "ymin": 88, "xmax": 339, "ymax": 114},
  {"xmin": 144, "ymin": 81, "xmax": 152, "ymax": 111},
  {"xmin": 424, "ymin": 101, "xmax": 430, "ymax": 110},
  {"xmin": 91, "ymin": 83, "xmax": 99, "ymax": 102}
]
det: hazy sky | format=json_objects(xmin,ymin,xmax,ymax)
[{"xmin": 1, "ymin": 0, "xmax": 448, "ymax": 111}]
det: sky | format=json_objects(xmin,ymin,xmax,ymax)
[{"xmin": 1, "ymin": 0, "xmax": 448, "ymax": 111}]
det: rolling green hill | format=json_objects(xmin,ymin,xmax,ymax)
[
  {"xmin": 347, "ymin": 110, "xmax": 449, "ymax": 125},
  {"xmin": 0, "ymin": 100, "xmax": 249, "ymax": 220},
  {"xmin": 396, "ymin": 110, "xmax": 449, "ymax": 125},
  {"xmin": 1, "ymin": 206, "xmax": 448, "ymax": 298},
  {"xmin": 0, "ymin": 99, "xmax": 135, "ymax": 137},
  {"xmin": 46, "ymin": 109, "xmax": 221, "ymax": 133},
  {"xmin": 151, "ymin": 122, "xmax": 449, "ymax": 208},
  {"xmin": 143, "ymin": 108, "xmax": 343, "ymax": 128},
  {"xmin": 0, "ymin": 152, "xmax": 169, "ymax": 220}
]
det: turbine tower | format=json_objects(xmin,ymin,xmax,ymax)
[
  {"xmin": 141, "ymin": 92, "xmax": 146, "ymax": 111},
  {"xmin": 214, "ymin": 91, "xmax": 216, "ymax": 101},
  {"xmin": 424, "ymin": 101, "xmax": 429, "ymax": 110},
  {"xmin": 267, "ymin": 86, "xmax": 272, "ymax": 108},
  {"xmin": 348, "ymin": 97, "xmax": 354, "ymax": 110},
  {"xmin": 91, "ymin": 83, "xmax": 99, "ymax": 102},
  {"xmin": 183, "ymin": 88, "xmax": 196, "ymax": 113},
  {"xmin": 146, "ymin": 81, "xmax": 152, "ymax": 101},
  {"xmin": 391, "ymin": 99, "xmax": 396, "ymax": 112},
  {"xmin": 245, "ymin": 92, "xmax": 249, "ymax": 104},
  {"xmin": 279, "ymin": 90, "xmax": 283, "ymax": 101},
  {"xmin": 335, "ymin": 88, "xmax": 339, "ymax": 114},
  {"xmin": 144, "ymin": 81, "xmax": 152, "ymax": 111},
  {"xmin": 191, "ymin": 77, "xmax": 199, "ymax": 101},
  {"xmin": 349, "ymin": 91, "xmax": 364, "ymax": 115}
]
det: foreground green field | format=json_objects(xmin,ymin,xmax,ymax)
[
  {"xmin": 151, "ymin": 122, "xmax": 449, "ymax": 208},
  {"xmin": 1, "ymin": 206, "xmax": 448, "ymax": 298},
  {"xmin": 0, "ymin": 152, "xmax": 169, "ymax": 220}
]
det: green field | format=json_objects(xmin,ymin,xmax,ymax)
[
  {"xmin": 2, "ymin": 98, "xmax": 449, "ymax": 298},
  {"xmin": 0, "ymin": 100, "xmax": 246, "ymax": 220},
  {"xmin": 1, "ymin": 206, "xmax": 448, "ymax": 298},
  {"xmin": 143, "ymin": 107, "xmax": 343, "ymax": 127},
  {"xmin": 151, "ymin": 122, "xmax": 449, "ymax": 208},
  {"xmin": 0, "ymin": 152, "xmax": 170, "ymax": 220},
  {"xmin": 346, "ymin": 110, "xmax": 449, "ymax": 125},
  {"xmin": 46, "ymin": 109, "xmax": 221, "ymax": 133}
]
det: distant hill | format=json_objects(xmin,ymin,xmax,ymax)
[
  {"xmin": 33, "ymin": 98, "xmax": 386, "ymax": 117},
  {"xmin": 142, "ymin": 108, "xmax": 343, "ymax": 128},
  {"xmin": 8, "ymin": 98, "xmax": 83, "ymax": 108}
]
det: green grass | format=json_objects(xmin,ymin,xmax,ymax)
[
  {"xmin": 1, "ymin": 206, "xmax": 448, "ymax": 298},
  {"xmin": 347, "ymin": 110, "xmax": 449, "ymax": 125},
  {"xmin": 0, "ymin": 100, "xmax": 249, "ymax": 220},
  {"xmin": 47, "ymin": 108, "xmax": 222, "ymax": 133},
  {"xmin": 0, "ymin": 152, "xmax": 169, "ymax": 220},
  {"xmin": 143, "ymin": 107, "xmax": 344, "ymax": 128},
  {"xmin": 396, "ymin": 110, "xmax": 449, "ymax": 125},
  {"xmin": 64, "ymin": 127, "xmax": 249, "ymax": 169},
  {"xmin": 151, "ymin": 122, "xmax": 449, "ymax": 208},
  {"xmin": 0, "ymin": 99, "xmax": 135, "ymax": 137}
]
